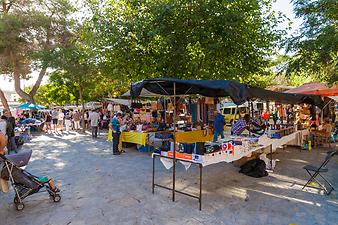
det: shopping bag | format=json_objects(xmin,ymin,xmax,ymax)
[
  {"xmin": 107, "ymin": 128, "xmax": 113, "ymax": 142},
  {"xmin": 0, "ymin": 178, "xmax": 9, "ymax": 193},
  {"xmin": 0, "ymin": 131, "xmax": 7, "ymax": 150}
]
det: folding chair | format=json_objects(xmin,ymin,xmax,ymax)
[{"xmin": 302, "ymin": 150, "xmax": 337, "ymax": 195}]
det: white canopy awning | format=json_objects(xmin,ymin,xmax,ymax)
[{"xmin": 104, "ymin": 98, "xmax": 130, "ymax": 107}]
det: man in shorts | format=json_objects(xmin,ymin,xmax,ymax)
[
  {"xmin": 57, "ymin": 109, "xmax": 64, "ymax": 132},
  {"xmin": 51, "ymin": 110, "xmax": 58, "ymax": 132}
]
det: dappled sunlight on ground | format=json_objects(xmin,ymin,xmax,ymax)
[{"xmin": 247, "ymin": 188, "xmax": 322, "ymax": 207}]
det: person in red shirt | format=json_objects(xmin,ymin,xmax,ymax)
[
  {"xmin": 262, "ymin": 110, "xmax": 270, "ymax": 121},
  {"xmin": 262, "ymin": 110, "xmax": 270, "ymax": 127}
]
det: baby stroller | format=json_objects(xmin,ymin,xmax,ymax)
[{"xmin": 0, "ymin": 150, "xmax": 61, "ymax": 211}]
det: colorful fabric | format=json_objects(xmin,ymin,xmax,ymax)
[
  {"xmin": 231, "ymin": 118, "xmax": 247, "ymax": 135},
  {"xmin": 107, "ymin": 128, "xmax": 113, "ymax": 142},
  {"xmin": 120, "ymin": 132, "xmax": 148, "ymax": 145},
  {"xmin": 175, "ymin": 129, "xmax": 213, "ymax": 143}
]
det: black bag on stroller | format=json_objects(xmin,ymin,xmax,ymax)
[{"xmin": 0, "ymin": 150, "xmax": 61, "ymax": 211}]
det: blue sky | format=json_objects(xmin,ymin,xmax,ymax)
[
  {"xmin": 273, "ymin": 0, "xmax": 303, "ymax": 37},
  {"xmin": 1, "ymin": 0, "xmax": 304, "ymax": 91}
]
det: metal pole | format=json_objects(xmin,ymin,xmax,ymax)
[
  {"xmin": 172, "ymin": 82, "xmax": 176, "ymax": 202},
  {"xmin": 164, "ymin": 97, "xmax": 167, "ymax": 124},
  {"xmin": 199, "ymin": 164, "xmax": 202, "ymax": 211},
  {"xmin": 152, "ymin": 155, "xmax": 155, "ymax": 194}
]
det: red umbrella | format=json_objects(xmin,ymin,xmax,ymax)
[{"xmin": 285, "ymin": 82, "xmax": 338, "ymax": 97}]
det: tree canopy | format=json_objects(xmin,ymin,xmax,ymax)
[
  {"xmin": 286, "ymin": 0, "xmax": 337, "ymax": 84},
  {"xmin": 85, "ymin": 0, "xmax": 285, "ymax": 87},
  {"xmin": 2, "ymin": 0, "xmax": 335, "ymax": 107},
  {"xmin": 0, "ymin": 0, "xmax": 74, "ymax": 102}
]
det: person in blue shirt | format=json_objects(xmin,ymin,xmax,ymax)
[
  {"xmin": 213, "ymin": 110, "xmax": 225, "ymax": 142},
  {"xmin": 110, "ymin": 112, "xmax": 122, "ymax": 155}
]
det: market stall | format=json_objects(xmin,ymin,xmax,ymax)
[{"xmin": 129, "ymin": 78, "xmax": 326, "ymax": 210}]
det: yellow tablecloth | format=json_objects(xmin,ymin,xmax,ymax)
[
  {"xmin": 120, "ymin": 131, "xmax": 149, "ymax": 145},
  {"xmin": 175, "ymin": 129, "xmax": 213, "ymax": 143},
  {"xmin": 119, "ymin": 129, "xmax": 214, "ymax": 151}
]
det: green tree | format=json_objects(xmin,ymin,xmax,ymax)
[
  {"xmin": 286, "ymin": 0, "xmax": 338, "ymax": 83},
  {"xmin": 49, "ymin": 36, "xmax": 99, "ymax": 131},
  {"xmin": 0, "ymin": 0, "xmax": 75, "ymax": 102},
  {"xmin": 24, "ymin": 75, "xmax": 80, "ymax": 106},
  {"xmin": 85, "ymin": 0, "xmax": 285, "ymax": 86}
]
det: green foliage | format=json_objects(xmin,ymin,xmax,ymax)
[
  {"xmin": 0, "ymin": 0, "xmax": 75, "ymax": 101},
  {"xmin": 84, "ymin": 0, "xmax": 286, "ymax": 86},
  {"xmin": 24, "ymin": 81, "xmax": 78, "ymax": 106},
  {"xmin": 286, "ymin": 0, "xmax": 338, "ymax": 84}
]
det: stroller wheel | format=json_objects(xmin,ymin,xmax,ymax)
[
  {"xmin": 53, "ymin": 194, "xmax": 61, "ymax": 202},
  {"xmin": 13, "ymin": 196, "xmax": 20, "ymax": 204},
  {"xmin": 15, "ymin": 202, "xmax": 25, "ymax": 211}
]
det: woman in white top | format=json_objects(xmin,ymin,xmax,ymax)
[{"xmin": 57, "ymin": 109, "xmax": 64, "ymax": 131}]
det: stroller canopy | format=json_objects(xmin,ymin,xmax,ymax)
[{"xmin": 5, "ymin": 150, "xmax": 32, "ymax": 167}]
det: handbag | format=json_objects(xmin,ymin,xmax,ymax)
[
  {"xmin": 167, "ymin": 103, "xmax": 175, "ymax": 111},
  {"xmin": 205, "ymin": 97, "xmax": 214, "ymax": 105}
]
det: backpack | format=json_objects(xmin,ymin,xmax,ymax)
[{"xmin": 239, "ymin": 159, "xmax": 268, "ymax": 178}]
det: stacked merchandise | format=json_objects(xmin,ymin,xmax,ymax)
[{"xmin": 161, "ymin": 136, "xmax": 262, "ymax": 166}]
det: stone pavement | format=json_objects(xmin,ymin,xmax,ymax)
[{"xmin": 0, "ymin": 132, "xmax": 337, "ymax": 225}]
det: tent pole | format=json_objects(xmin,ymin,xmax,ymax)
[
  {"xmin": 321, "ymin": 99, "xmax": 333, "ymax": 123},
  {"xmin": 164, "ymin": 97, "xmax": 167, "ymax": 124},
  {"xmin": 172, "ymin": 82, "xmax": 176, "ymax": 202}
]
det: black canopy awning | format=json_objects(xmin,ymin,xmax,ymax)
[{"xmin": 130, "ymin": 78, "xmax": 326, "ymax": 108}]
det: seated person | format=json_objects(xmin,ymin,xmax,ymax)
[
  {"xmin": 318, "ymin": 118, "xmax": 332, "ymax": 133},
  {"xmin": 231, "ymin": 114, "xmax": 251, "ymax": 135},
  {"xmin": 151, "ymin": 118, "xmax": 159, "ymax": 129},
  {"xmin": 193, "ymin": 121, "xmax": 202, "ymax": 130},
  {"xmin": 251, "ymin": 111, "xmax": 266, "ymax": 134},
  {"xmin": 157, "ymin": 117, "xmax": 167, "ymax": 131}
]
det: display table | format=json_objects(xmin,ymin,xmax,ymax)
[
  {"xmin": 174, "ymin": 129, "xmax": 213, "ymax": 143},
  {"xmin": 152, "ymin": 130, "xmax": 306, "ymax": 210},
  {"xmin": 152, "ymin": 143, "xmax": 269, "ymax": 210},
  {"xmin": 120, "ymin": 129, "xmax": 213, "ymax": 151},
  {"xmin": 120, "ymin": 131, "xmax": 148, "ymax": 145},
  {"xmin": 258, "ymin": 129, "xmax": 309, "ymax": 151},
  {"xmin": 158, "ymin": 144, "xmax": 268, "ymax": 168},
  {"xmin": 120, "ymin": 131, "xmax": 173, "ymax": 152}
]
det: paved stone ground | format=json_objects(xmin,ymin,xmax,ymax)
[{"xmin": 0, "ymin": 132, "xmax": 337, "ymax": 225}]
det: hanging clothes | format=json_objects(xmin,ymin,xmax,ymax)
[{"xmin": 190, "ymin": 103, "xmax": 198, "ymax": 123}]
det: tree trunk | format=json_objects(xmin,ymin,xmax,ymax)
[
  {"xmin": 10, "ymin": 51, "xmax": 32, "ymax": 103},
  {"xmin": 29, "ymin": 66, "xmax": 47, "ymax": 97},
  {"xmin": 10, "ymin": 51, "xmax": 46, "ymax": 104},
  {"xmin": 0, "ymin": 89, "xmax": 11, "ymax": 116},
  {"xmin": 13, "ymin": 67, "xmax": 32, "ymax": 103}
]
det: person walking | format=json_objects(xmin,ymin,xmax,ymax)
[
  {"xmin": 45, "ymin": 112, "xmax": 52, "ymax": 133},
  {"xmin": 213, "ymin": 110, "xmax": 225, "ymax": 142},
  {"xmin": 6, "ymin": 116, "xmax": 17, "ymax": 154},
  {"xmin": 88, "ymin": 109, "xmax": 100, "ymax": 138},
  {"xmin": 65, "ymin": 111, "xmax": 72, "ymax": 134},
  {"xmin": 84, "ymin": 111, "xmax": 89, "ymax": 129},
  {"xmin": 73, "ymin": 111, "xmax": 80, "ymax": 130},
  {"xmin": 57, "ymin": 109, "xmax": 64, "ymax": 132},
  {"xmin": 51, "ymin": 109, "xmax": 58, "ymax": 132},
  {"xmin": 110, "ymin": 113, "xmax": 122, "ymax": 155}
]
